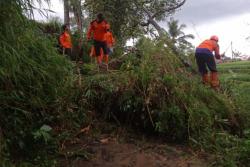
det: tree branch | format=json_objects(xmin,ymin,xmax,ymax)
[
  {"xmin": 135, "ymin": 0, "xmax": 185, "ymax": 36},
  {"xmin": 151, "ymin": 0, "xmax": 186, "ymax": 19}
]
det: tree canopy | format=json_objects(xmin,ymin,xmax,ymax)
[{"xmin": 83, "ymin": 0, "xmax": 186, "ymax": 45}]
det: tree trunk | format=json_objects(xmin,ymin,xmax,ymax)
[
  {"xmin": 138, "ymin": 0, "xmax": 186, "ymax": 36},
  {"xmin": 72, "ymin": 0, "xmax": 83, "ymax": 62},
  {"xmin": 142, "ymin": 7, "xmax": 166, "ymax": 36},
  {"xmin": 64, "ymin": 0, "xmax": 70, "ymax": 25}
]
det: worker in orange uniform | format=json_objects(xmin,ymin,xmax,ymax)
[
  {"xmin": 195, "ymin": 35, "xmax": 224, "ymax": 89},
  {"xmin": 103, "ymin": 29, "xmax": 115, "ymax": 70},
  {"xmin": 87, "ymin": 13, "xmax": 110, "ymax": 68},
  {"xmin": 59, "ymin": 24, "xmax": 72, "ymax": 59}
]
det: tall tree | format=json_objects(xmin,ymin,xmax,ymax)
[
  {"xmin": 71, "ymin": 0, "xmax": 84, "ymax": 61},
  {"xmin": 64, "ymin": 0, "xmax": 70, "ymax": 24}
]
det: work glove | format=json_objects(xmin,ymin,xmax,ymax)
[{"xmin": 215, "ymin": 54, "xmax": 221, "ymax": 59}]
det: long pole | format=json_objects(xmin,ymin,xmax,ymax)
[
  {"xmin": 191, "ymin": 21, "xmax": 202, "ymax": 41},
  {"xmin": 231, "ymin": 41, "xmax": 233, "ymax": 59}
]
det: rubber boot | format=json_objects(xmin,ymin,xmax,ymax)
[
  {"xmin": 202, "ymin": 73, "xmax": 210, "ymax": 85},
  {"xmin": 210, "ymin": 72, "xmax": 220, "ymax": 90}
]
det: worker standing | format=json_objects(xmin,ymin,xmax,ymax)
[
  {"xmin": 103, "ymin": 29, "xmax": 115, "ymax": 70},
  {"xmin": 59, "ymin": 24, "xmax": 72, "ymax": 59},
  {"xmin": 87, "ymin": 13, "xmax": 110, "ymax": 68},
  {"xmin": 195, "ymin": 35, "xmax": 223, "ymax": 89}
]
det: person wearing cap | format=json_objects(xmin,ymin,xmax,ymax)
[
  {"xmin": 87, "ymin": 13, "xmax": 110, "ymax": 67},
  {"xmin": 195, "ymin": 35, "xmax": 224, "ymax": 89}
]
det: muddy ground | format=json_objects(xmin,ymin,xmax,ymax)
[{"xmin": 58, "ymin": 124, "xmax": 209, "ymax": 167}]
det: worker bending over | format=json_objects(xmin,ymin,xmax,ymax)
[{"xmin": 195, "ymin": 35, "xmax": 223, "ymax": 89}]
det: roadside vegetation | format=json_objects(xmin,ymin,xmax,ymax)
[{"xmin": 0, "ymin": 1, "xmax": 250, "ymax": 167}]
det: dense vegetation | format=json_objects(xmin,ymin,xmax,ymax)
[
  {"xmin": 216, "ymin": 61, "xmax": 250, "ymax": 166},
  {"xmin": 219, "ymin": 61, "xmax": 250, "ymax": 118},
  {"xmin": 0, "ymin": 1, "xmax": 82, "ymax": 166},
  {"xmin": 82, "ymin": 39, "xmax": 250, "ymax": 166},
  {"xmin": 0, "ymin": 1, "xmax": 250, "ymax": 167}
]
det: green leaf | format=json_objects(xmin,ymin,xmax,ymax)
[{"xmin": 40, "ymin": 125, "xmax": 52, "ymax": 132}]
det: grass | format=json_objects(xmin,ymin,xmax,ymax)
[
  {"xmin": 218, "ymin": 61, "xmax": 250, "ymax": 114},
  {"xmin": 216, "ymin": 61, "xmax": 250, "ymax": 166}
]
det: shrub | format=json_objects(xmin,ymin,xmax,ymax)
[{"xmin": 0, "ymin": 2, "xmax": 83, "ymax": 165}]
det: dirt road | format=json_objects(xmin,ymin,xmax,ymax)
[{"xmin": 58, "ymin": 135, "xmax": 208, "ymax": 167}]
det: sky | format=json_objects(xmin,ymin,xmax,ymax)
[
  {"xmin": 34, "ymin": 0, "xmax": 63, "ymax": 21},
  {"xmin": 35, "ymin": 0, "xmax": 250, "ymax": 58},
  {"xmin": 172, "ymin": 0, "xmax": 250, "ymax": 58}
]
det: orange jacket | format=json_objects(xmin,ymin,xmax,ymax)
[
  {"xmin": 87, "ymin": 20, "xmax": 109, "ymax": 42},
  {"xmin": 197, "ymin": 39, "xmax": 220, "ymax": 57},
  {"xmin": 59, "ymin": 31, "xmax": 72, "ymax": 49},
  {"xmin": 105, "ymin": 31, "xmax": 115, "ymax": 47}
]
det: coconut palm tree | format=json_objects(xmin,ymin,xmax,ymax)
[{"xmin": 167, "ymin": 18, "xmax": 194, "ymax": 53}]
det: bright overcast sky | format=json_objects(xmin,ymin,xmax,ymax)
[
  {"xmin": 34, "ymin": 0, "xmax": 63, "ymax": 20},
  {"xmin": 172, "ymin": 0, "xmax": 250, "ymax": 57},
  {"xmin": 35, "ymin": 0, "xmax": 250, "ymax": 57}
]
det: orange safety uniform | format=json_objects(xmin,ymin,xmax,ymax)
[
  {"xmin": 102, "ymin": 31, "xmax": 115, "ymax": 64},
  {"xmin": 197, "ymin": 39, "xmax": 220, "ymax": 59},
  {"xmin": 87, "ymin": 20, "xmax": 110, "ymax": 65},
  {"xmin": 59, "ymin": 31, "xmax": 72, "ymax": 49},
  {"xmin": 195, "ymin": 38, "xmax": 221, "ymax": 89},
  {"xmin": 105, "ymin": 31, "xmax": 115, "ymax": 47},
  {"xmin": 87, "ymin": 20, "xmax": 110, "ymax": 42}
]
